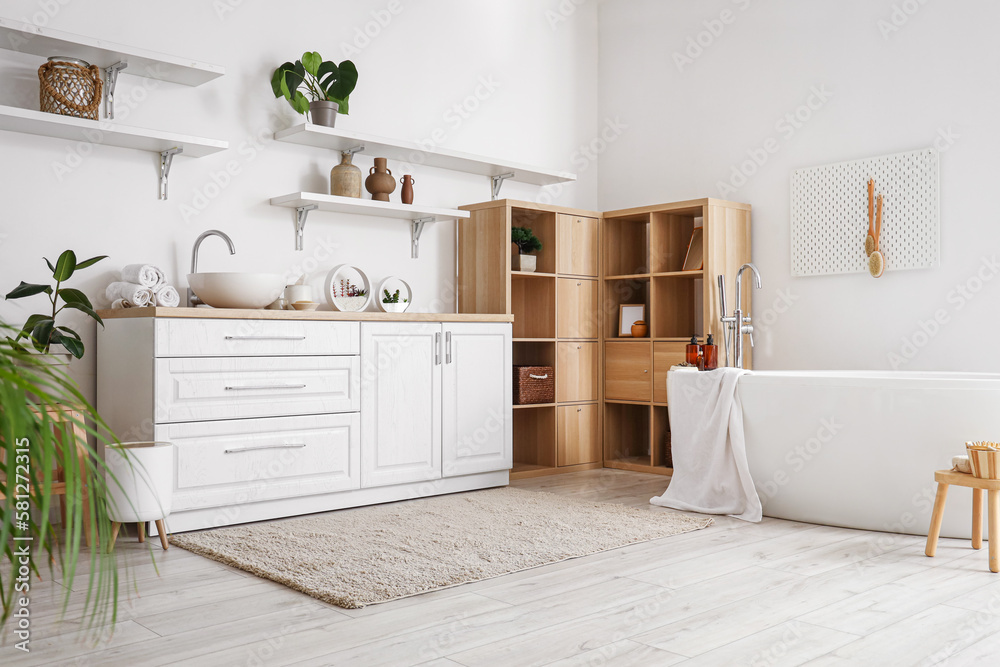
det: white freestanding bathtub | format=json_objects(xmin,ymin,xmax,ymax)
[{"xmin": 739, "ymin": 371, "xmax": 1000, "ymax": 540}]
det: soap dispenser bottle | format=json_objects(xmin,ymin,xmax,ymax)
[
  {"xmin": 703, "ymin": 334, "xmax": 719, "ymax": 371},
  {"xmin": 686, "ymin": 335, "xmax": 701, "ymax": 365}
]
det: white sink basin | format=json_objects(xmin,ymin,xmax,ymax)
[{"xmin": 187, "ymin": 272, "xmax": 285, "ymax": 309}]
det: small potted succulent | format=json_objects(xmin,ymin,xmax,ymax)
[
  {"xmin": 4, "ymin": 249, "xmax": 107, "ymax": 363},
  {"xmin": 511, "ymin": 226, "xmax": 543, "ymax": 273},
  {"xmin": 382, "ymin": 288, "xmax": 409, "ymax": 313},
  {"xmin": 272, "ymin": 52, "xmax": 358, "ymax": 127}
]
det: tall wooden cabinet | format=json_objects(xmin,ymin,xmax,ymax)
[
  {"xmin": 602, "ymin": 198, "xmax": 751, "ymax": 476},
  {"xmin": 458, "ymin": 201, "xmax": 603, "ymax": 479},
  {"xmin": 457, "ymin": 197, "xmax": 750, "ymax": 480}
]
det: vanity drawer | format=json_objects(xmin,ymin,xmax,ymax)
[
  {"xmin": 158, "ymin": 413, "xmax": 360, "ymax": 511},
  {"xmin": 154, "ymin": 356, "xmax": 359, "ymax": 423},
  {"xmin": 154, "ymin": 319, "xmax": 360, "ymax": 357}
]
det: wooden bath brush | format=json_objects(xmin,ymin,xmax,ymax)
[
  {"xmin": 865, "ymin": 178, "xmax": 876, "ymax": 257},
  {"xmin": 869, "ymin": 193, "xmax": 885, "ymax": 278}
]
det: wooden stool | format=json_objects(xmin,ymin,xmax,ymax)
[{"xmin": 925, "ymin": 469, "xmax": 1000, "ymax": 572}]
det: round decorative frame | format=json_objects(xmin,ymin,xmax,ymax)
[
  {"xmin": 324, "ymin": 264, "xmax": 373, "ymax": 312},
  {"xmin": 376, "ymin": 276, "xmax": 412, "ymax": 313}
]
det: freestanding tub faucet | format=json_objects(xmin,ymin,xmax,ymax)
[
  {"xmin": 187, "ymin": 230, "xmax": 236, "ymax": 307},
  {"xmin": 719, "ymin": 263, "xmax": 762, "ymax": 369}
]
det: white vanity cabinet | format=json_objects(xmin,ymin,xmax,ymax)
[
  {"xmin": 359, "ymin": 322, "xmax": 512, "ymax": 488},
  {"xmin": 97, "ymin": 311, "xmax": 512, "ymax": 533}
]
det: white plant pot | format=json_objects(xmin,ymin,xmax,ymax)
[
  {"xmin": 14, "ymin": 345, "xmax": 73, "ymax": 368},
  {"xmin": 105, "ymin": 442, "xmax": 174, "ymax": 523},
  {"xmin": 382, "ymin": 302, "xmax": 408, "ymax": 313},
  {"xmin": 519, "ymin": 254, "xmax": 537, "ymax": 273}
]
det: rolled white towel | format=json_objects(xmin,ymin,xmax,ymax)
[
  {"xmin": 106, "ymin": 282, "xmax": 153, "ymax": 307},
  {"xmin": 154, "ymin": 285, "xmax": 180, "ymax": 308},
  {"xmin": 120, "ymin": 264, "xmax": 165, "ymax": 289},
  {"xmin": 111, "ymin": 298, "xmax": 133, "ymax": 309}
]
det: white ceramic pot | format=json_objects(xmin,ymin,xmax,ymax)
[
  {"xmin": 14, "ymin": 346, "xmax": 73, "ymax": 367},
  {"xmin": 105, "ymin": 442, "xmax": 174, "ymax": 523},
  {"xmin": 519, "ymin": 254, "xmax": 537, "ymax": 273},
  {"xmin": 284, "ymin": 284, "xmax": 314, "ymax": 305},
  {"xmin": 382, "ymin": 302, "xmax": 408, "ymax": 313}
]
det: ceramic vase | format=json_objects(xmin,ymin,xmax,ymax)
[
  {"xmin": 518, "ymin": 254, "xmax": 537, "ymax": 273},
  {"xmin": 365, "ymin": 158, "xmax": 396, "ymax": 202},
  {"xmin": 309, "ymin": 100, "xmax": 338, "ymax": 127},
  {"xmin": 399, "ymin": 175, "xmax": 415, "ymax": 204},
  {"xmin": 630, "ymin": 321, "xmax": 648, "ymax": 338},
  {"xmin": 331, "ymin": 152, "xmax": 362, "ymax": 198}
]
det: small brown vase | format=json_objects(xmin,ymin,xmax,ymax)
[
  {"xmin": 330, "ymin": 152, "xmax": 362, "ymax": 198},
  {"xmin": 365, "ymin": 157, "xmax": 396, "ymax": 202},
  {"xmin": 630, "ymin": 321, "xmax": 648, "ymax": 338},
  {"xmin": 399, "ymin": 175, "xmax": 415, "ymax": 205}
]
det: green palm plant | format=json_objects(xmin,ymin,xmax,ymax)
[{"xmin": 0, "ymin": 324, "xmax": 124, "ymax": 637}]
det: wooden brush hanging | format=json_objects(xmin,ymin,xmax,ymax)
[{"xmin": 868, "ymin": 193, "xmax": 885, "ymax": 278}]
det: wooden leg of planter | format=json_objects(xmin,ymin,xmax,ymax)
[
  {"xmin": 108, "ymin": 522, "xmax": 121, "ymax": 553},
  {"xmin": 137, "ymin": 522, "xmax": 145, "ymax": 544},
  {"xmin": 155, "ymin": 520, "xmax": 169, "ymax": 550}
]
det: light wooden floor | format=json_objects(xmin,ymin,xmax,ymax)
[{"xmin": 6, "ymin": 469, "xmax": 1000, "ymax": 666}]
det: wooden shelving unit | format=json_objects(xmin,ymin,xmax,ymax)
[
  {"xmin": 602, "ymin": 198, "xmax": 751, "ymax": 476},
  {"xmin": 458, "ymin": 200, "xmax": 603, "ymax": 480}
]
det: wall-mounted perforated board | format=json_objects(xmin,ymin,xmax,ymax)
[{"xmin": 790, "ymin": 148, "xmax": 940, "ymax": 277}]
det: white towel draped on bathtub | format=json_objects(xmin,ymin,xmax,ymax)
[{"xmin": 651, "ymin": 367, "xmax": 762, "ymax": 522}]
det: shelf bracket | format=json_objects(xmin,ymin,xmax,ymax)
[
  {"xmin": 342, "ymin": 144, "xmax": 365, "ymax": 157},
  {"xmin": 294, "ymin": 204, "xmax": 318, "ymax": 251},
  {"xmin": 410, "ymin": 217, "xmax": 433, "ymax": 259},
  {"xmin": 158, "ymin": 147, "xmax": 182, "ymax": 200},
  {"xmin": 490, "ymin": 172, "xmax": 515, "ymax": 200},
  {"xmin": 104, "ymin": 61, "xmax": 128, "ymax": 120}
]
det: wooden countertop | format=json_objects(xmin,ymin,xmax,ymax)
[{"xmin": 96, "ymin": 307, "xmax": 513, "ymax": 323}]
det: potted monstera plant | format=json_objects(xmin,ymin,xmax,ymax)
[{"xmin": 272, "ymin": 52, "xmax": 358, "ymax": 127}]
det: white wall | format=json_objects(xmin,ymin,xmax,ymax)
[
  {"xmin": 599, "ymin": 0, "xmax": 1000, "ymax": 372},
  {"xmin": 0, "ymin": 0, "xmax": 599, "ymax": 399}
]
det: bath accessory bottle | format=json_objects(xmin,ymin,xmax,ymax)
[
  {"xmin": 365, "ymin": 157, "xmax": 396, "ymax": 202},
  {"xmin": 686, "ymin": 335, "xmax": 701, "ymax": 365},
  {"xmin": 703, "ymin": 334, "xmax": 719, "ymax": 371},
  {"xmin": 400, "ymin": 175, "xmax": 415, "ymax": 204},
  {"xmin": 330, "ymin": 152, "xmax": 362, "ymax": 198}
]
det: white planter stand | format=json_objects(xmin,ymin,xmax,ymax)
[{"xmin": 105, "ymin": 441, "xmax": 174, "ymax": 551}]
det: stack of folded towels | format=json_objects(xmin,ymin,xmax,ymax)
[{"xmin": 106, "ymin": 264, "xmax": 180, "ymax": 309}]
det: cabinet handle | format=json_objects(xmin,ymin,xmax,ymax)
[
  {"xmin": 446, "ymin": 331, "xmax": 452, "ymax": 364},
  {"xmin": 435, "ymin": 332, "xmax": 441, "ymax": 365},
  {"xmin": 224, "ymin": 384, "xmax": 307, "ymax": 391},
  {"xmin": 577, "ymin": 407, "xmax": 582, "ymax": 412},
  {"xmin": 577, "ymin": 282, "xmax": 582, "ymax": 286},
  {"xmin": 577, "ymin": 345, "xmax": 581, "ymax": 349},
  {"xmin": 644, "ymin": 370, "xmax": 649, "ymax": 373},
  {"xmin": 224, "ymin": 443, "xmax": 307, "ymax": 454},
  {"xmin": 529, "ymin": 374, "xmax": 549, "ymax": 380},
  {"xmin": 224, "ymin": 335, "xmax": 306, "ymax": 341}
]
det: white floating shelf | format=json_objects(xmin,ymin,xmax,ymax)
[
  {"xmin": 270, "ymin": 192, "xmax": 470, "ymax": 258},
  {"xmin": 0, "ymin": 104, "xmax": 227, "ymax": 157},
  {"xmin": 274, "ymin": 123, "xmax": 576, "ymax": 188},
  {"xmin": 0, "ymin": 16, "xmax": 224, "ymax": 86}
]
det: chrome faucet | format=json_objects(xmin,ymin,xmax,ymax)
[
  {"xmin": 718, "ymin": 263, "xmax": 762, "ymax": 369},
  {"xmin": 187, "ymin": 230, "xmax": 236, "ymax": 307}
]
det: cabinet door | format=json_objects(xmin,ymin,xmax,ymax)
[
  {"xmin": 556, "ymin": 214, "xmax": 600, "ymax": 277},
  {"xmin": 653, "ymin": 342, "xmax": 687, "ymax": 404},
  {"xmin": 442, "ymin": 323, "xmax": 512, "ymax": 477},
  {"xmin": 557, "ymin": 342, "xmax": 598, "ymax": 402},
  {"xmin": 360, "ymin": 323, "xmax": 442, "ymax": 488},
  {"xmin": 605, "ymin": 341, "xmax": 652, "ymax": 402},
  {"xmin": 557, "ymin": 404, "xmax": 600, "ymax": 466},
  {"xmin": 557, "ymin": 278, "xmax": 598, "ymax": 339}
]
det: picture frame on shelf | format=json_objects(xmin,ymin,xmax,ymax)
[
  {"xmin": 682, "ymin": 227, "xmax": 704, "ymax": 272},
  {"xmin": 618, "ymin": 304, "xmax": 646, "ymax": 337}
]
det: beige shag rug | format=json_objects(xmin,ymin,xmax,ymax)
[{"xmin": 170, "ymin": 487, "xmax": 712, "ymax": 609}]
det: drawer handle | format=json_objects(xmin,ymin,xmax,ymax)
[
  {"xmin": 224, "ymin": 384, "xmax": 307, "ymax": 391},
  {"xmin": 224, "ymin": 443, "xmax": 307, "ymax": 454},
  {"xmin": 224, "ymin": 335, "xmax": 307, "ymax": 341},
  {"xmin": 529, "ymin": 374, "xmax": 549, "ymax": 380}
]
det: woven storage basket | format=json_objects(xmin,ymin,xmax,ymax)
[
  {"xmin": 967, "ymin": 442, "xmax": 1000, "ymax": 480},
  {"xmin": 513, "ymin": 366, "xmax": 554, "ymax": 405},
  {"xmin": 38, "ymin": 57, "xmax": 102, "ymax": 120}
]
